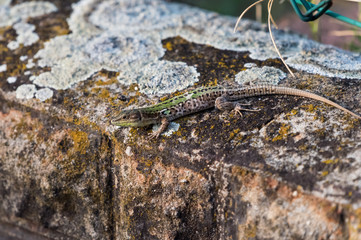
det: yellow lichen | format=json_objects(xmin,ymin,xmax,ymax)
[
  {"xmin": 244, "ymin": 224, "xmax": 257, "ymax": 238},
  {"xmin": 69, "ymin": 130, "xmax": 89, "ymax": 155},
  {"xmin": 129, "ymin": 127, "xmax": 140, "ymax": 137},
  {"xmin": 231, "ymin": 166, "xmax": 253, "ymax": 178},
  {"xmin": 303, "ymin": 104, "xmax": 317, "ymax": 113},
  {"xmin": 95, "ymin": 78, "xmax": 118, "ymax": 86},
  {"xmin": 11, "ymin": 114, "xmax": 43, "ymax": 142},
  {"xmin": 72, "ymin": 116, "xmax": 98, "ymax": 130},
  {"xmin": 313, "ymin": 128, "xmax": 326, "ymax": 137},
  {"xmin": 91, "ymin": 87, "xmax": 101, "ymax": 94},
  {"xmin": 321, "ymin": 171, "xmax": 329, "ymax": 177},
  {"xmin": 217, "ymin": 61, "xmax": 227, "ymax": 68},
  {"xmin": 228, "ymin": 128, "xmax": 240, "ymax": 140},
  {"xmin": 175, "ymin": 128, "xmax": 183, "ymax": 136},
  {"xmin": 164, "ymin": 42, "xmax": 173, "ymax": 51},
  {"xmin": 98, "ymin": 88, "xmax": 110, "ymax": 99},
  {"xmin": 144, "ymin": 159, "xmax": 153, "ymax": 167},
  {"xmin": 285, "ymin": 109, "xmax": 299, "ymax": 120},
  {"xmin": 322, "ymin": 158, "xmax": 339, "ymax": 165},
  {"xmin": 128, "ymin": 83, "xmax": 140, "ymax": 92},
  {"xmin": 272, "ymin": 124, "xmax": 291, "ymax": 142}
]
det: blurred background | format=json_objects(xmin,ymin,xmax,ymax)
[{"xmin": 171, "ymin": 0, "xmax": 361, "ymax": 51}]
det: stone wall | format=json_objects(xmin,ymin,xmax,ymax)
[{"xmin": 1, "ymin": 0, "xmax": 361, "ymax": 239}]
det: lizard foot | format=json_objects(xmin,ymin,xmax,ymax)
[
  {"xmin": 148, "ymin": 118, "xmax": 169, "ymax": 139},
  {"xmin": 148, "ymin": 131, "xmax": 161, "ymax": 139},
  {"xmin": 232, "ymin": 104, "xmax": 260, "ymax": 116}
]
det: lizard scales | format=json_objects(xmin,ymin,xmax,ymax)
[{"xmin": 111, "ymin": 84, "xmax": 361, "ymax": 137}]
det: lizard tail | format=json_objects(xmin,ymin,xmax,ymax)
[{"xmin": 272, "ymin": 86, "xmax": 361, "ymax": 120}]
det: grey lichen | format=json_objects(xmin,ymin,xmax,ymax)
[
  {"xmin": 7, "ymin": 76, "xmax": 16, "ymax": 84},
  {"xmin": 16, "ymin": 84, "xmax": 36, "ymax": 99},
  {"xmin": 24, "ymin": 0, "xmax": 361, "ymax": 100},
  {"xmin": 35, "ymin": 88, "xmax": 54, "ymax": 102},
  {"xmin": 0, "ymin": 1, "xmax": 57, "ymax": 27},
  {"xmin": 11, "ymin": 22, "xmax": 40, "ymax": 48},
  {"xmin": 235, "ymin": 66, "xmax": 286, "ymax": 85}
]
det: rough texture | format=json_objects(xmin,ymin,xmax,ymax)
[{"xmin": 1, "ymin": 0, "xmax": 361, "ymax": 239}]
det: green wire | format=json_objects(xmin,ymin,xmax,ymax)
[
  {"xmin": 292, "ymin": 0, "xmax": 361, "ymax": 28},
  {"xmin": 325, "ymin": 9, "xmax": 361, "ymax": 28}
]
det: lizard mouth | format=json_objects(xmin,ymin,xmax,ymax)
[
  {"xmin": 111, "ymin": 109, "xmax": 162, "ymax": 127},
  {"xmin": 110, "ymin": 115, "xmax": 156, "ymax": 127},
  {"xmin": 110, "ymin": 116, "xmax": 140, "ymax": 127},
  {"xmin": 111, "ymin": 119, "xmax": 153, "ymax": 127},
  {"xmin": 112, "ymin": 122, "xmax": 137, "ymax": 127}
]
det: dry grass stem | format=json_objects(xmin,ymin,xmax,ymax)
[
  {"xmin": 234, "ymin": 0, "xmax": 294, "ymax": 77},
  {"xmin": 233, "ymin": 0, "xmax": 265, "ymax": 33},
  {"xmin": 267, "ymin": 0, "xmax": 295, "ymax": 77}
]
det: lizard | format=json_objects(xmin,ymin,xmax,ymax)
[{"xmin": 111, "ymin": 84, "xmax": 361, "ymax": 138}]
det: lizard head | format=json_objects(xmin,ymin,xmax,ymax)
[{"xmin": 111, "ymin": 109, "xmax": 158, "ymax": 127}]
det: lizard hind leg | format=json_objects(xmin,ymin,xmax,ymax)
[
  {"xmin": 215, "ymin": 96, "xmax": 260, "ymax": 117},
  {"xmin": 233, "ymin": 103, "xmax": 260, "ymax": 116}
]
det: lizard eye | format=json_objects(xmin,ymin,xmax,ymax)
[{"xmin": 128, "ymin": 111, "xmax": 142, "ymax": 121}]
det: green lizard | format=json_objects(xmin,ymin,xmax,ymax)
[{"xmin": 111, "ymin": 84, "xmax": 361, "ymax": 138}]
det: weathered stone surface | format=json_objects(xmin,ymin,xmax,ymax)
[{"xmin": 1, "ymin": 0, "xmax": 361, "ymax": 239}]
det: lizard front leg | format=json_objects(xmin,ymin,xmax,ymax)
[
  {"xmin": 215, "ymin": 96, "xmax": 259, "ymax": 116},
  {"xmin": 149, "ymin": 117, "xmax": 169, "ymax": 139}
]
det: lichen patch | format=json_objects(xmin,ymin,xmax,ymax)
[
  {"xmin": 29, "ymin": 0, "xmax": 361, "ymax": 101},
  {"xmin": 0, "ymin": 1, "xmax": 57, "ymax": 28},
  {"xmin": 16, "ymin": 83, "xmax": 36, "ymax": 99},
  {"xmin": 235, "ymin": 66, "xmax": 287, "ymax": 85}
]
